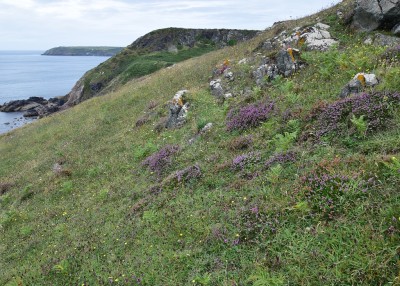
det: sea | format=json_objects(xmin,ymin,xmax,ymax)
[{"xmin": 0, "ymin": 50, "xmax": 109, "ymax": 134}]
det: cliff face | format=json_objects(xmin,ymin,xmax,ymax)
[
  {"xmin": 63, "ymin": 28, "xmax": 260, "ymax": 106},
  {"xmin": 128, "ymin": 28, "xmax": 259, "ymax": 52}
]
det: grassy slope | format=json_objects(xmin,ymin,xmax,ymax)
[
  {"xmin": 80, "ymin": 44, "xmax": 217, "ymax": 101},
  {"xmin": 1, "ymin": 2, "xmax": 400, "ymax": 285}
]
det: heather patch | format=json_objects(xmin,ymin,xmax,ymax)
[
  {"xmin": 141, "ymin": 145, "xmax": 180, "ymax": 175},
  {"xmin": 164, "ymin": 164, "xmax": 202, "ymax": 187},
  {"xmin": 236, "ymin": 206, "xmax": 280, "ymax": 244},
  {"xmin": 226, "ymin": 101, "xmax": 274, "ymax": 132},
  {"xmin": 265, "ymin": 151, "xmax": 297, "ymax": 170},
  {"xmin": 297, "ymin": 160, "xmax": 374, "ymax": 220},
  {"xmin": 232, "ymin": 151, "xmax": 261, "ymax": 171},
  {"xmin": 310, "ymin": 92, "xmax": 400, "ymax": 139}
]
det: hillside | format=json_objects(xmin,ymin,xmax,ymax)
[
  {"xmin": 63, "ymin": 28, "xmax": 259, "ymax": 106},
  {"xmin": 1, "ymin": 0, "xmax": 400, "ymax": 285},
  {"xmin": 42, "ymin": 46, "xmax": 123, "ymax": 56}
]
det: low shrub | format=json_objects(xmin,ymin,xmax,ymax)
[
  {"xmin": 297, "ymin": 159, "xmax": 374, "ymax": 220},
  {"xmin": 232, "ymin": 151, "xmax": 261, "ymax": 171},
  {"xmin": 265, "ymin": 151, "xmax": 297, "ymax": 170},
  {"xmin": 164, "ymin": 164, "xmax": 202, "ymax": 187},
  {"xmin": 226, "ymin": 101, "xmax": 274, "ymax": 132},
  {"xmin": 312, "ymin": 92, "xmax": 400, "ymax": 139},
  {"xmin": 142, "ymin": 145, "xmax": 180, "ymax": 175}
]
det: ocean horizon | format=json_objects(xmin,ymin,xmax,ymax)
[{"xmin": 0, "ymin": 50, "xmax": 108, "ymax": 134}]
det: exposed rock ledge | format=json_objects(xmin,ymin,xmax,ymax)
[{"xmin": 0, "ymin": 97, "xmax": 65, "ymax": 117}]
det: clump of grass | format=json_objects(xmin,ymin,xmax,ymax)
[
  {"xmin": 228, "ymin": 135, "xmax": 253, "ymax": 151},
  {"xmin": 0, "ymin": 183, "xmax": 13, "ymax": 195}
]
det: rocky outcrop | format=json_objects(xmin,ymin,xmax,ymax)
[
  {"xmin": 253, "ymin": 48, "xmax": 304, "ymax": 86},
  {"xmin": 339, "ymin": 73, "xmax": 379, "ymax": 98},
  {"xmin": 165, "ymin": 90, "xmax": 189, "ymax": 128},
  {"xmin": 393, "ymin": 23, "xmax": 400, "ymax": 35},
  {"xmin": 0, "ymin": 97, "xmax": 64, "ymax": 117},
  {"xmin": 373, "ymin": 33, "xmax": 400, "ymax": 46},
  {"xmin": 351, "ymin": 0, "xmax": 400, "ymax": 32},
  {"xmin": 63, "ymin": 77, "xmax": 85, "ymax": 107},
  {"xmin": 259, "ymin": 23, "xmax": 338, "ymax": 52}
]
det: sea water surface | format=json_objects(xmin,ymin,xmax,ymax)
[{"xmin": 0, "ymin": 50, "xmax": 109, "ymax": 134}]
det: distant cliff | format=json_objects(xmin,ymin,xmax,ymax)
[{"xmin": 42, "ymin": 46, "xmax": 123, "ymax": 56}]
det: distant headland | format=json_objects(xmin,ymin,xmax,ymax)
[{"xmin": 42, "ymin": 46, "xmax": 123, "ymax": 56}]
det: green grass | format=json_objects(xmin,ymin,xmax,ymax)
[{"xmin": 1, "ymin": 1, "xmax": 400, "ymax": 285}]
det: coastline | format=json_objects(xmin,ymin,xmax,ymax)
[
  {"xmin": 0, "ymin": 112, "xmax": 37, "ymax": 134},
  {"xmin": 0, "ymin": 51, "xmax": 109, "ymax": 134}
]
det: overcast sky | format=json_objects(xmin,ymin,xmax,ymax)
[{"xmin": 0, "ymin": 0, "xmax": 341, "ymax": 51}]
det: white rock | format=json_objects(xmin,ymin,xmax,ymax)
[
  {"xmin": 173, "ymin": 89, "xmax": 188, "ymax": 105},
  {"xmin": 353, "ymin": 73, "xmax": 379, "ymax": 86},
  {"xmin": 306, "ymin": 39, "xmax": 338, "ymax": 51},
  {"xmin": 238, "ymin": 58, "xmax": 248, "ymax": 64},
  {"xmin": 209, "ymin": 79, "xmax": 221, "ymax": 87},
  {"xmin": 175, "ymin": 89, "xmax": 188, "ymax": 97},
  {"xmin": 224, "ymin": 93, "xmax": 233, "ymax": 98},
  {"xmin": 200, "ymin": 123, "xmax": 213, "ymax": 133},
  {"xmin": 364, "ymin": 37, "xmax": 373, "ymax": 45}
]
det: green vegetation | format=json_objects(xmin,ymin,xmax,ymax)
[
  {"xmin": 80, "ymin": 44, "xmax": 218, "ymax": 101},
  {"xmin": 1, "ymin": 1, "xmax": 400, "ymax": 285},
  {"xmin": 42, "ymin": 46, "xmax": 123, "ymax": 56}
]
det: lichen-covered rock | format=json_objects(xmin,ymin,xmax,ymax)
[
  {"xmin": 253, "ymin": 63, "xmax": 279, "ymax": 86},
  {"xmin": 210, "ymin": 79, "xmax": 225, "ymax": 99},
  {"xmin": 354, "ymin": 73, "xmax": 379, "ymax": 87},
  {"xmin": 339, "ymin": 73, "xmax": 379, "ymax": 98},
  {"xmin": 373, "ymin": 33, "xmax": 400, "ymax": 47},
  {"xmin": 393, "ymin": 23, "xmax": 400, "ymax": 35},
  {"xmin": 298, "ymin": 24, "xmax": 338, "ymax": 51},
  {"xmin": 166, "ymin": 90, "xmax": 189, "ymax": 128},
  {"xmin": 224, "ymin": 69, "xmax": 234, "ymax": 81},
  {"xmin": 188, "ymin": 123, "xmax": 213, "ymax": 144},
  {"xmin": 352, "ymin": 0, "xmax": 400, "ymax": 32},
  {"xmin": 276, "ymin": 49, "xmax": 297, "ymax": 77},
  {"xmin": 339, "ymin": 79, "xmax": 363, "ymax": 98},
  {"xmin": 258, "ymin": 23, "xmax": 338, "ymax": 52}
]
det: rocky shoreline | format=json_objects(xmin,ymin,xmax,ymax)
[{"xmin": 0, "ymin": 96, "xmax": 65, "ymax": 118}]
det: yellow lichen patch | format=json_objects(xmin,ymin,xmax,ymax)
[
  {"xmin": 297, "ymin": 36, "xmax": 306, "ymax": 48},
  {"xmin": 357, "ymin": 74, "xmax": 366, "ymax": 86},
  {"xmin": 287, "ymin": 48, "xmax": 295, "ymax": 62},
  {"xmin": 177, "ymin": 97, "xmax": 184, "ymax": 106}
]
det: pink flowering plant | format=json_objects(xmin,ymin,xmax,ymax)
[{"xmin": 226, "ymin": 101, "xmax": 274, "ymax": 132}]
